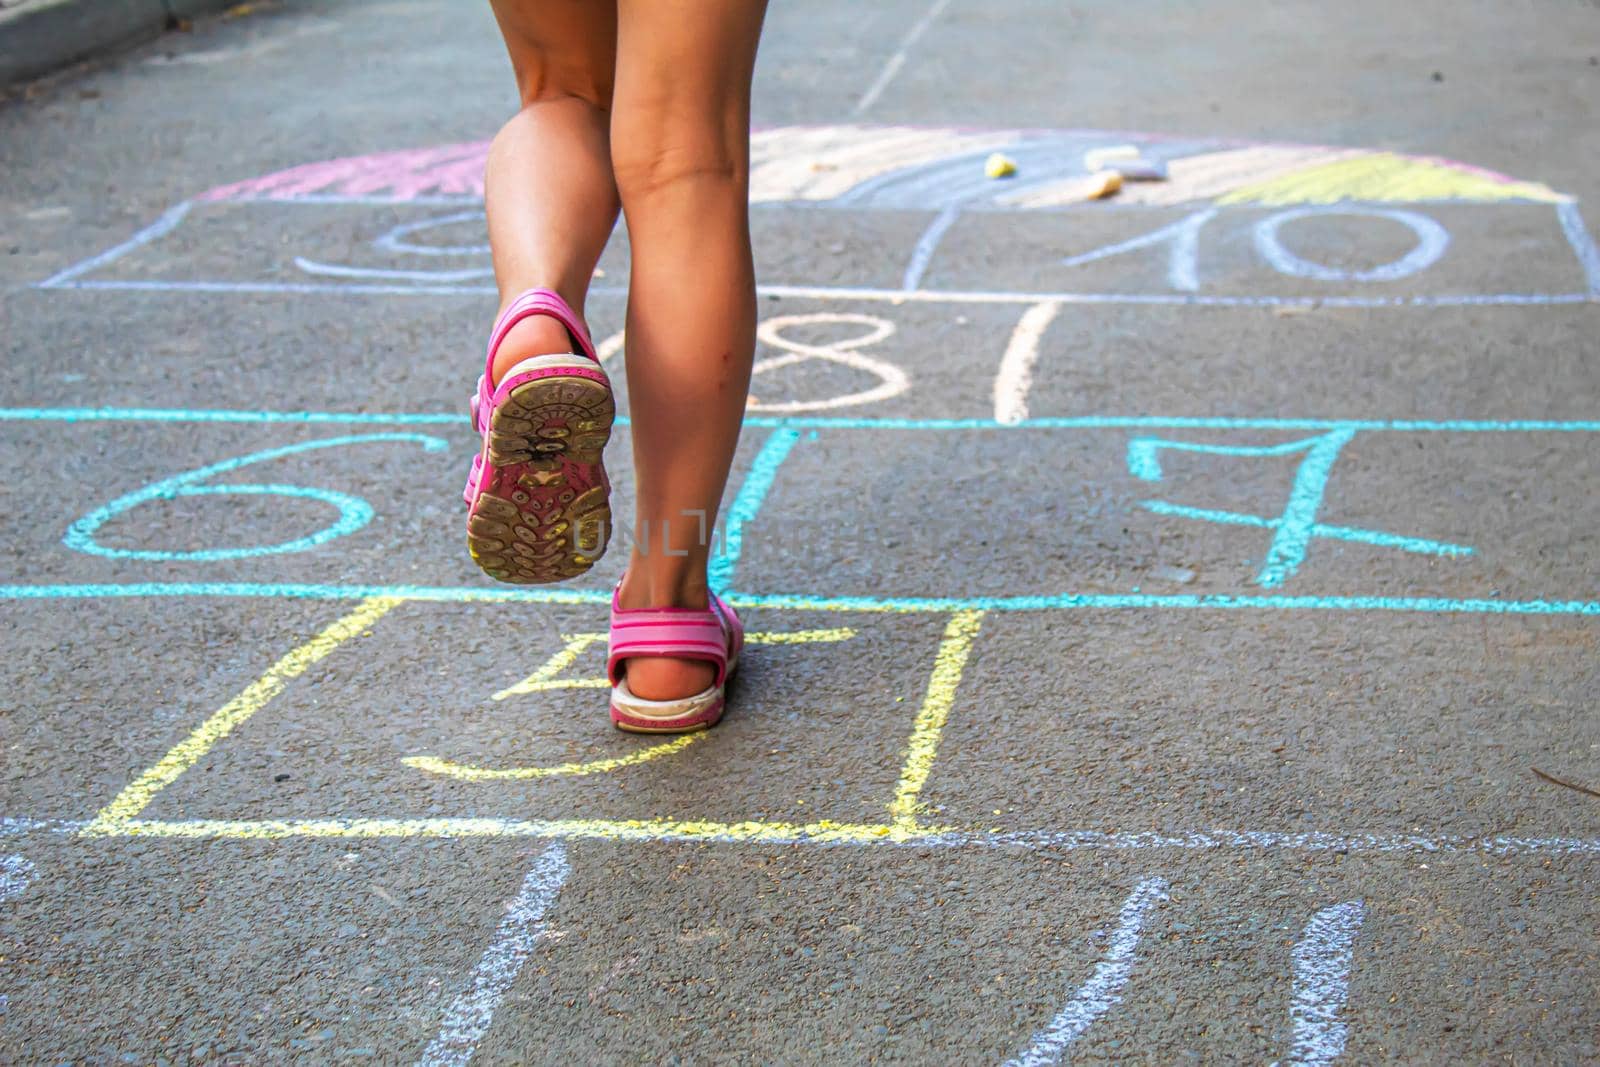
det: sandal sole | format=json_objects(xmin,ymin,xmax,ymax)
[
  {"xmin": 610, "ymin": 703, "xmax": 725, "ymax": 734},
  {"xmin": 611, "ymin": 716, "xmax": 718, "ymax": 735},
  {"xmin": 467, "ymin": 370, "xmax": 614, "ymax": 585}
]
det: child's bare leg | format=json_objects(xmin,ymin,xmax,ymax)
[
  {"xmin": 610, "ymin": 0, "xmax": 767, "ymax": 700},
  {"xmin": 485, "ymin": 0, "xmax": 620, "ymax": 384}
]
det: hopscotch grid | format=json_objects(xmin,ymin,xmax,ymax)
[
  {"xmin": 53, "ymin": 591, "xmax": 1600, "ymax": 854},
  {"xmin": 6, "ymin": 409, "xmax": 1594, "ymax": 613},
  {"xmin": 20, "ymin": 194, "xmax": 1600, "ymax": 855},
  {"xmin": 73, "ymin": 589, "xmax": 976, "ymax": 845},
  {"xmin": 31, "ymin": 191, "xmax": 1597, "ymax": 306}
]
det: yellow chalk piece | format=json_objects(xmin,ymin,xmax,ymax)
[
  {"xmin": 1025, "ymin": 171, "xmax": 1123, "ymax": 204},
  {"xmin": 985, "ymin": 153, "xmax": 1018, "ymax": 179},
  {"xmin": 1217, "ymin": 151, "xmax": 1566, "ymax": 206},
  {"xmin": 1086, "ymin": 170, "xmax": 1123, "ymax": 200},
  {"xmin": 887, "ymin": 610, "xmax": 985, "ymax": 829},
  {"xmin": 83, "ymin": 597, "xmax": 402, "ymax": 834},
  {"xmin": 402, "ymin": 733, "xmax": 705, "ymax": 781}
]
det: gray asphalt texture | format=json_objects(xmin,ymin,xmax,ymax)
[{"xmin": 2, "ymin": 0, "xmax": 1599, "ymax": 1063}]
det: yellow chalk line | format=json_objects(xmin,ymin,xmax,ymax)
[
  {"xmin": 83, "ymin": 597, "xmax": 402, "ymax": 833},
  {"xmin": 403, "ymin": 733, "xmax": 706, "ymax": 781},
  {"xmin": 492, "ymin": 633, "xmax": 607, "ymax": 700},
  {"xmin": 887, "ymin": 610, "xmax": 984, "ymax": 830},
  {"xmin": 89, "ymin": 815, "xmax": 947, "ymax": 844},
  {"xmin": 437, "ymin": 626, "xmax": 860, "ymax": 780},
  {"xmin": 746, "ymin": 627, "xmax": 858, "ymax": 645}
]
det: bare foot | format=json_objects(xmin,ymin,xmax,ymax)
[
  {"xmin": 615, "ymin": 573, "xmax": 718, "ymax": 701},
  {"xmin": 491, "ymin": 313, "xmax": 577, "ymax": 387}
]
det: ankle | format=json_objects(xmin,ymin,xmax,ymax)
[
  {"xmin": 616, "ymin": 566, "xmax": 710, "ymax": 612},
  {"xmin": 490, "ymin": 313, "xmax": 581, "ymax": 388}
]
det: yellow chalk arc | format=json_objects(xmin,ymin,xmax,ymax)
[
  {"xmin": 402, "ymin": 733, "xmax": 705, "ymax": 781},
  {"xmin": 493, "ymin": 628, "xmax": 859, "ymax": 700}
]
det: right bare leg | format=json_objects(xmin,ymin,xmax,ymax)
[{"xmin": 608, "ymin": 0, "xmax": 769, "ymax": 700}]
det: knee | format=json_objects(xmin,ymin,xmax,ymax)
[
  {"xmin": 510, "ymin": 51, "xmax": 613, "ymax": 113},
  {"xmin": 611, "ymin": 114, "xmax": 748, "ymax": 207}
]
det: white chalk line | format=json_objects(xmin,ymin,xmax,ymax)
[
  {"xmin": 36, "ymin": 276, "xmax": 1594, "ymax": 308},
  {"xmin": 0, "ymin": 854, "xmax": 34, "ymax": 902},
  {"xmin": 0, "ymin": 817, "xmax": 86, "ymax": 838},
  {"xmin": 1060, "ymin": 207, "xmax": 1217, "ymax": 293},
  {"xmin": 292, "ymin": 257, "xmax": 494, "ymax": 283},
  {"xmin": 992, "ymin": 828, "xmax": 1600, "ymax": 857},
  {"xmin": 1282, "ymin": 900, "xmax": 1366, "ymax": 1066},
  {"xmin": 0, "ymin": 854, "xmax": 25, "ymax": 1019},
  {"xmin": 902, "ymin": 205, "xmax": 961, "ymax": 290},
  {"xmin": 417, "ymin": 841, "xmax": 570, "ymax": 1067},
  {"xmin": 1556, "ymin": 201, "xmax": 1600, "ymax": 297},
  {"xmin": 3, "ymin": 815, "xmax": 1600, "ymax": 856},
  {"xmin": 853, "ymin": 0, "xmax": 955, "ymax": 115},
  {"xmin": 1003, "ymin": 877, "xmax": 1169, "ymax": 1066},
  {"xmin": 993, "ymin": 300, "xmax": 1063, "ymax": 425},
  {"xmin": 595, "ymin": 328, "xmax": 626, "ymax": 363},
  {"xmin": 750, "ymin": 311, "xmax": 910, "ymax": 411},
  {"xmin": 36, "ymin": 201, "xmax": 193, "ymax": 289}
]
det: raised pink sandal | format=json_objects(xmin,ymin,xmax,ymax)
[
  {"xmin": 464, "ymin": 288, "xmax": 614, "ymax": 584},
  {"xmin": 607, "ymin": 583, "xmax": 744, "ymax": 733}
]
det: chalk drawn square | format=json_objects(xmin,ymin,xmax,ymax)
[
  {"xmin": 738, "ymin": 422, "xmax": 1600, "ymax": 604},
  {"xmin": 927, "ymin": 203, "xmax": 1588, "ymax": 301},
  {"xmin": 119, "ymin": 602, "xmax": 954, "ymax": 831},
  {"xmin": 0, "ymin": 599, "xmax": 333, "ymax": 821},
  {"xmin": 921, "ymin": 610, "xmax": 1600, "ymax": 844}
]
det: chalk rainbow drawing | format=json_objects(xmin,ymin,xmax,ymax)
[
  {"xmin": 41, "ymin": 124, "xmax": 1598, "ymax": 304},
  {"xmin": 196, "ymin": 125, "xmax": 1570, "ymax": 210}
]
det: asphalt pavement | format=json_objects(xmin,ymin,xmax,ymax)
[{"xmin": 1, "ymin": 0, "xmax": 1598, "ymax": 1062}]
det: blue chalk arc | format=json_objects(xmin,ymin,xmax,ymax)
[{"xmin": 64, "ymin": 433, "xmax": 449, "ymax": 562}]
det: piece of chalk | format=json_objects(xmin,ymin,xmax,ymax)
[
  {"xmin": 1086, "ymin": 169, "xmax": 1123, "ymax": 199},
  {"xmin": 1109, "ymin": 158, "xmax": 1169, "ymax": 182},
  {"xmin": 985, "ymin": 152, "xmax": 1018, "ymax": 179},
  {"xmin": 1083, "ymin": 144, "xmax": 1140, "ymax": 171}
]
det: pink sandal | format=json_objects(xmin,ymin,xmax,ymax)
[
  {"xmin": 464, "ymin": 288, "xmax": 614, "ymax": 584},
  {"xmin": 607, "ymin": 583, "xmax": 744, "ymax": 733}
]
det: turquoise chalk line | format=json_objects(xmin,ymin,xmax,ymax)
[
  {"xmin": 0, "ymin": 582, "xmax": 1596, "ymax": 616},
  {"xmin": 1142, "ymin": 501, "xmax": 1474, "ymax": 559},
  {"xmin": 5, "ymin": 407, "xmax": 1600, "ymax": 434},
  {"xmin": 710, "ymin": 427, "xmax": 803, "ymax": 595}
]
